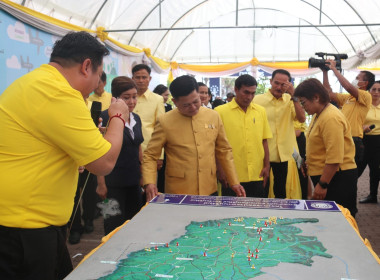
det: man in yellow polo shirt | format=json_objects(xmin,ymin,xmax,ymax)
[
  {"xmin": 87, "ymin": 71, "xmax": 112, "ymax": 110},
  {"xmin": 132, "ymin": 64, "xmax": 165, "ymax": 173},
  {"xmin": 323, "ymin": 60, "xmax": 373, "ymax": 171},
  {"xmin": 215, "ymin": 74, "xmax": 272, "ymax": 197},
  {"xmin": 254, "ymin": 69, "xmax": 306, "ymax": 198},
  {"xmin": 0, "ymin": 31, "xmax": 128, "ymax": 279},
  {"xmin": 132, "ymin": 64, "xmax": 165, "ymax": 152}
]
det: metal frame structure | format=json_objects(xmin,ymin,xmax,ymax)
[
  {"xmin": 102, "ymin": 0, "xmax": 379, "ymax": 61},
  {"xmin": 19, "ymin": 0, "xmax": 380, "ymax": 63}
]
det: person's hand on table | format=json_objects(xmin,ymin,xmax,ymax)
[
  {"xmin": 230, "ymin": 184, "xmax": 246, "ymax": 197},
  {"xmin": 144, "ymin": 184, "xmax": 158, "ymax": 202}
]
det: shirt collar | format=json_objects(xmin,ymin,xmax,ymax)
[
  {"xmin": 230, "ymin": 97, "xmax": 257, "ymax": 111},
  {"xmin": 139, "ymin": 89, "xmax": 152, "ymax": 100},
  {"xmin": 202, "ymin": 102, "xmax": 212, "ymax": 109},
  {"xmin": 265, "ymin": 90, "xmax": 287, "ymax": 101},
  {"xmin": 125, "ymin": 112, "xmax": 136, "ymax": 129}
]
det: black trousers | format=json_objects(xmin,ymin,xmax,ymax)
[
  {"xmin": 157, "ymin": 154, "xmax": 167, "ymax": 194},
  {"xmin": 357, "ymin": 134, "xmax": 380, "ymax": 197},
  {"xmin": 270, "ymin": 161, "xmax": 288, "ymax": 199},
  {"xmin": 242, "ymin": 181, "xmax": 266, "ymax": 198},
  {"xmin": 353, "ymin": 136, "xmax": 365, "ymax": 166},
  {"xmin": 311, "ymin": 168, "xmax": 358, "ymax": 217},
  {"xmin": 69, "ymin": 170, "xmax": 98, "ymax": 233},
  {"xmin": 222, "ymin": 181, "xmax": 266, "ymax": 198},
  {"xmin": 104, "ymin": 186, "xmax": 143, "ymax": 235},
  {"xmin": 0, "ymin": 225, "xmax": 72, "ymax": 280}
]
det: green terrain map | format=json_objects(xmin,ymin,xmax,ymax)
[{"xmin": 99, "ymin": 216, "xmax": 332, "ymax": 279}]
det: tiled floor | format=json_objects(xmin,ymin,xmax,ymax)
[{"xmin": 67, "ymin": 166, "xmax": 380, "ymax": 269}]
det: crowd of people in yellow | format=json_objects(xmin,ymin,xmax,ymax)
[{"xmin": 0, "ymin": 31, "xmax": 379, "ymax": 279}]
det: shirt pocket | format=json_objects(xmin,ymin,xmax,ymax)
[{"xmin": 166, "ymin": 167, "xmax": 185, "ymax": 178}]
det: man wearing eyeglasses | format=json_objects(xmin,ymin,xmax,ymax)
[{"xmin": 142, "ymin": 75, "xmax": 246, "ymax": 201}]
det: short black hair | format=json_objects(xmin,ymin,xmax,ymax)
[
  {"xmin": 197, "ymin": 82, "xmax": 207, "ymax": 88},
  {"xmin": 50, "ymin": 31, "xmax": 109, "ymax": 71},
  {"xmin": 170, "ymin": 75, "xmax": 199, "ymax": 98},
  {"xmin": 272, "ymin": 69, "xmax": 291, "ymax": 82},
  {"xmin": 111, "ymin": 76, "xmax": 137, "ymax": 98},
  {"xmin": 361, "ymin": 71, "xmax": 375, "ymax": 90},
  {"xmin": 153, "ymin": 84, "xmax": 168, "ymax": 95},
  {"xmin": 226, "ymin": 92, "xmax": 235, "ymax": 97},
  {"xmin": 372, "ymin": 80, "xmax": 380, "ymax": 88},
  {"xmin": 132, "ymin": 64, "xmax": 151, "ymax": 75},
  {"xmin": 100, "ymin": 71, "xmax": 107, "ymax": 82},
  {"xmin": 235, "ymin": 74, "xmax": 257, "ymax": 90},
  {"xmin": 212, "ymin": 99, "xmax": 225, "ymax": 109},
  {"xmin": 294, "ymin": 78, "xmax": 330, "ymax": 104}
]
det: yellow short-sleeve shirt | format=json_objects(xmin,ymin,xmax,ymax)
[
  {"xmin": 335, "ymin": 89, "xmax": 372, "ymax": 138},
  {"xmin": 254, "ymin": 91, "xmax": 299, "ymax": 162},
  {"xmin": 133, "ymin": 89, "xmax": 165, "ymax": 152},
  {"xmin": 215, "ymin": 99, "xmax": 272, "ymax": 182},
  {"xmin": 0, "ymin": 64, "xmax": 111, "ymax": 228},
  {"xmin": 306, "ymin": 104, "xmax": 356, "ymax": 176},
  {"xmin": 364, "ymin": 104, "xmax": 380, "ymax": 135}
]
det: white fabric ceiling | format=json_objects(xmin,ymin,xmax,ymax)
[{"xmin": 10, "ymin": 0, "xmax": 380, "ymax": 64}]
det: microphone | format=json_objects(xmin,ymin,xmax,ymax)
[
  {"xmin": 369, "ymin": 124, "xmax": 375, "ymax": 130},
  {"xmin": 292, "ymin": 148, "xmax": 303, "ymax": 169},
  {"xmin": 90, "ymin": 101, "xmax": 102, "ymax": 126}
]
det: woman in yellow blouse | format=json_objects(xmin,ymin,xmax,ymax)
[
  {"xmin": 294, "ymin": 78, "xmax": 358, "ymax": 217},
  {"xmin": 358, "ymin": 81, "xmax": 380, "ymax": 204}
]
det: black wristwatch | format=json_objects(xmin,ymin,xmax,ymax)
[
  {"xmin": 291, "ymin": 96, "xmax": 299, "ymax": 102},
  {"xmin": 318, "ymin": 180, "xmax": 329, "ymax": 189}
]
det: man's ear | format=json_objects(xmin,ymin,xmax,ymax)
[
  {"xmin": 172, "ymin": 98, "xmax": 178, "ymax": 107},
  {"xmin": 80, "ymin": 58, "xmax": 92, "ymax": 77}
]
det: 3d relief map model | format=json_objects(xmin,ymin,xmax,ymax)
[
  {"xmin": 99, "ymin": 217, "xmax": 331, "ymax": 279},
  {"xmin": 66, "ymin": 195, "xmax": 380, "ymax": 280}
]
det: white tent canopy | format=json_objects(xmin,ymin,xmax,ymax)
[
  {"xmin": 2, "ymin": 0, "xmax": 380, "ymax": 79},
  {"xmin": 7, "ymin": 0, "xmax": 380, "ymax": 65}
]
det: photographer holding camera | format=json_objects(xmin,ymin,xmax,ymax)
[{"xmin": 322, "ymin": 59, "xmax": 374, "ymax": 169}]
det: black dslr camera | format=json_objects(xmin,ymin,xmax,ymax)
[{"xmin": 308, "ymin": 52, "xmax": 348, "ymax": 72}]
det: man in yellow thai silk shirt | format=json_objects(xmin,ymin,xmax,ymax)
[{"xmin": 142, "ymin": 75, "xmax": 246, "ymax": 201}]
